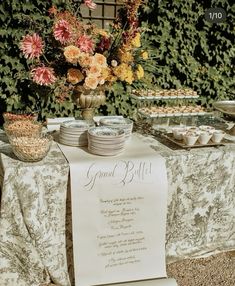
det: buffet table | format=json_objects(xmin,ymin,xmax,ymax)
[{"xmin": 0, "ymin": 130, "xmax": 235, "ymax": 286}]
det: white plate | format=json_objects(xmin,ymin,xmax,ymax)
[
  {"xmin": 88, "ymin": 126, "xmax": 125, "ymax": 138},
  {"xmin": 100, "ymin": 117, "xmax": 133, "ymax": 126},
  {"xmin": 59, "ymin": 138, "xmax": 87, "ymax": 147},
  {"xmin": 88, "ymin": 146, "xmax": 125, "ymax": 156},
  {"xmin": 61, "ymin": 120, "xmax": 94, "ymax": 129},
  {"xmin": 93, "ymin": 115, "xmax": 123, "ymax": 125}
]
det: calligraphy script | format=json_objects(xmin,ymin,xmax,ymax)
[
  {"xmin": 84, "ymin": 160, "xmax": 152, "ymax": 191},
  {"xmin": 97, "ymin": 196, "xmax": 147, "ymax": 269}
]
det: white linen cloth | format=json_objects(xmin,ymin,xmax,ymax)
[
  {"xmin": 47, "ymin": 117, "xmax": 75, "ymax": 131},
  {"xmin": 59, "ymin": 134, "xmax": 172, "ymax": 286}
]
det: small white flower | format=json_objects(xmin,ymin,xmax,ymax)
[{"xmin": 111, "ymin": 60, "xmax": 118, "ymax": 67}]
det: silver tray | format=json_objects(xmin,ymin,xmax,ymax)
[
  {"xmin": 138, "ymin": 109, "xmax": 209, "ymax": 118},
  {"xmin": 131, "ymin": 94, "xmax": 199, "ymax": 101},
  {"xmin": 213, "ymin": 101, "xmax": 235, "ymax": 120},
  {"xmin": 160, "ymin": 133, "xmax": 228, "ymax": 149}
]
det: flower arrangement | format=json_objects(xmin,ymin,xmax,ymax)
[{"xmin": 20, "ymin": 0, "xmax": 149, "ymax": 102}]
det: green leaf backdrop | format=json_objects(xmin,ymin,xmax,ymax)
[{"xmin": 0, "ymin": 0, "xmax": 234, "ymax": 124}]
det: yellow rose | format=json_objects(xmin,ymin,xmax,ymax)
[
  {"xmin": 136, "ymin": 65, "xmax": 144, "ymax": 80},
  {"xmin": 113, "ymin": 63, "xmax": 134, "ymax": 84},
  {"xmin": 125, "ymin": 69, "xmax": 134, "ymax": 84},
  {"xmin": 141, "ymin": 51, "xmax": 148, "ymax": 60},
  {"xmin": 131, "ymin": 33, "xmax": 141, "ymax": 48},
  {"xmin": 118, "ymin": 49, "xmax": 133, "ymax": 63}
]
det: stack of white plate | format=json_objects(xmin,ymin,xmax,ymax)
[
  {"xmin": 88, "ymin": 126, "xmax": 126, "ymax": 156},
  {"xmin": 99, "ymin": 117, "xmax": 133, "ymax": 141},
  {"xmin": 59, "ymin": 120, "xmax": 94, "ymax": 147}
]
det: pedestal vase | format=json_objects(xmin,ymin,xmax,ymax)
[{"xmin": 73, "ymin": 88, "xmax": 106, "ymax": 121}]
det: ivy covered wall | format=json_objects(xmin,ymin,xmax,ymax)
[
  {"xmin": 0, "ymin": 0, "xmax": 234, "ymax": 124},
  {"xmin": 141, "ymin": 0, "xmax": 235, "ymax": 106}
]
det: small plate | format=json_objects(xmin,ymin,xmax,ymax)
[
  {"xmin": 61, "ymin": 120, "xmax": 93, "ymax": 129},
  {"xmin": 100, "ymin": 117, "xmax": 133, "ymax": 126},
  {"xmin": 88, "ymin": 126, "xmax": 125, "ymax": 138}
]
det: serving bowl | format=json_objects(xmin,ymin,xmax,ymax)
[
  {"xmin": 4, "ymin": 120, "xmax": 42, "ymax": 138},
  {"xmin": 213, "ymin": 101, "xmax": 235, "ymax": 120},
  {"xmin": 3, "ymin": 111, "xmax": 38, "ymax": 123},
  {"xmin": 9, "ymin": 134, "xmax": 53, "ymax": 162}
]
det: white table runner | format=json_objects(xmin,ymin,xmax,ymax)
[{"xmin": 59, "ymin": 134, "xmax": 176, "ymax": 286}]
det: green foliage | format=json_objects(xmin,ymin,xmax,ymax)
[
  {"xmin": 0, "ymin": 0, "xmax": 78, "ymax": 123},
  {"xmin": 0, "ymin": 0, "xmax": 234, "ymax": 124},
  {"xmin": 141, "ymin": 0, "xmax": 235, "ymax": 108}
]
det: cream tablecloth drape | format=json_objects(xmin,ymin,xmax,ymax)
[{"xmin": 0, "ymin": 130, "xmax": 235, "ymax": 286}]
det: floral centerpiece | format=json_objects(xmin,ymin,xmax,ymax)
[{"xmin": 20, "ymin": 0, "xmax": 149, "ymax": 119}]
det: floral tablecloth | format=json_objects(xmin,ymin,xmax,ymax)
[
  {"xmin": 0, "ymin": 131, "xmax": 71, "ymax": 286},
  {"xmin": 138, "ymin": 134, "xmax": 235, "ymax": 262},
  {"xmin": 0, "ymin": 130, "xmax": 235, "ymax": 286}
]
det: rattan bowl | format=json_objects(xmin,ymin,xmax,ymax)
[
  {"xmin": 9, "ymin": 134, "xmax": 53, "ymax": 162},
  {"xmin": 3, "ymin": 111, "xmax": 38, "ymax": 123},
  {"xmin": 4, "ymin": 120, "xmax": 42, "ymax": 139}
]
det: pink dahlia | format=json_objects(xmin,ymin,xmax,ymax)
[
  {"xmin": 31, "ymin": 66, "xmax": 56, "ymax": 86},
  {"xmin": 84, "ymin": 0, "xmax": 97, "ymax": 10},
  {"xmin": 53, "ymin": 19, "xmax": 71, "ymax": 44},
  {"xmin": 76, "ymin": 35, "xmax": 94, "ymax": 53},
  {"xmin": 20, "ymin": 33, "xmax": 44, "ymax": 60}
]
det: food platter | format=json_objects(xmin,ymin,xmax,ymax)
[
  {"xmin": 157, "ymin": 132, "xmax": 229, "ymax": 150},
  {"xmin": 213, "ymin": 101, "xmax": 235, "ymax": 120}
]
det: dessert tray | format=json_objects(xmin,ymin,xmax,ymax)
[
  {"xmin": 159, "ymin": 132, "xmax": 228, "ymax": 149},
  {"xmin": 152, "ymin": 123, "xmax": 233, "ymax": 149},
  {"xmin": 131, "ymin": 88, "xmax": 199, "ymax": 100},
  {"xmin": 213, "ymin": 100, "xmax": 235, "ymax": 120},
  {"xmin": 138, "ymin": 106, "xmax": 207, "ymax": 118}
]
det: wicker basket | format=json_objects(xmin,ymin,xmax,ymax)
[
  {"xmin": 9, "ymin": 134, "xmax": 53, "ymax": 162},
  {"xmin": 4, "ymin": 120, "xmax": 42, "ymax": 138}
]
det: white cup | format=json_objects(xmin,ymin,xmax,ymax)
[
  {"xmin": 211, "ymin": 131, "xmax": 225, "ymax": 143},
  {"xmin": 198, "ymin": 132, "xmax": 212, "ymax": 145},
  {"xmin": 172, "ymin": 127, "xmax": 186, "ymax": 140},
  {"xmin": 183, "ymin": 133, "xmax": 199, "ymax": 146}
]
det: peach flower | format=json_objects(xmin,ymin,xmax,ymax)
[
  {"xmin": 67, "ymin": 68, "xmax": 84, "ymax": 84},
  {"xmin": 88, "ymin": 64, "xmax": 102, "ymax": 76},
  {"xmin": 64, "ymin": 45, "xmax": 81, "ymax": 64},
  {"xmin": 84, "ymin": 76, "xmax": 99, "ymax": 89},
  {"xmin": 78, "ymin": 53, "xmax": 93, "ymax": 67},
  {"xmin": 93, "ymin": 53, "xmax": 107, "ymax": 67}
]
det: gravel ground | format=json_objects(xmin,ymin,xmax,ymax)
[{"xmin": 167, "ymin": 251, "xmax": 235, "ymax": 286}]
